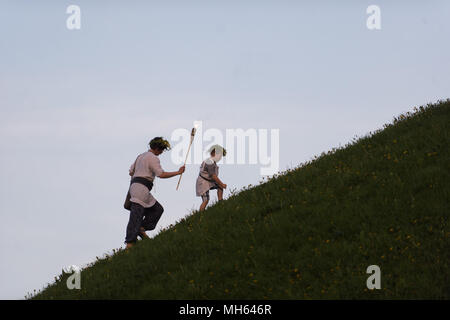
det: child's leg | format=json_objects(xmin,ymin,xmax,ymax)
[
  {"xmin": 199, "ymin": 200, "xmax": 208, "ymax": 211},
  {"xmin": 217, "ymin": 188, "xmax": 223, "ymax": 201},
  {"xmin": 199, "ymin": 192, "xmax": 209, "ymax": 211}
]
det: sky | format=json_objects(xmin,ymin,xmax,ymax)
[{"xmin": 0, "ymin": 0, "xmax": 449, "ymax": 299}]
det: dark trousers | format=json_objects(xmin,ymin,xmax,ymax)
[{"xmin": 125, "ymin": 201, "xmax": 164, "ymax": 244}]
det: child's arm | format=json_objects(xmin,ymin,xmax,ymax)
[{"xmin": 211, "ymin": 174, "xmax": 227, "ymax": 189}]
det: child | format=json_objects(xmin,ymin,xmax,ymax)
[{"xmin": 196, "ymin": 145, "xmax": 227, "ymax": 211}]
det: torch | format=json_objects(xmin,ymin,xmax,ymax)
[{"xmin": 176, "ymin": 125, "xmax": 197, "ymax": 190}]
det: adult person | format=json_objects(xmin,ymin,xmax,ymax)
[{"xmin": 125, "ymin": 137, "xmax": 185, "ymax": 249}]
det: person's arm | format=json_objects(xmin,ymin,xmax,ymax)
[
  {"xmin": 158, "ymin": 166, "xmax": 185, "ymax": 179},
  {"xmin": 129, "ymin": 154, "xmax": 141, "ymax": 176},
  {"xmin": 211, "ymin": 174, "xmax": 226, "ymax": 189},
  {"xmin": 129, "ymin": 163, "xmax": 136, "ymax": 176},
  {"xmin": 204, "ymin": 161, "xmax": 226, "ymax": 189}
]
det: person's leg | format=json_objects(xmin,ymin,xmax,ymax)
[
  {"xmin": 199, "ymin": 192, "xmax": 209, "ymax": 211},
  {"xmin": 217, "ymin": 188, "xmax": 223, "ymax": 201},
  {"xmin": 138, "ymin": 227, "xmax": 149, "ymax": 239},
  {"xmin": 125, "ymin": 202, "xmax": 145, "ymax": 248},
  {"xmin": 141, "ymin": 201, "xmax": 164, "ymax": 233},
  {"xmin": 199, "ymin": 199, "xmax": 209, "ymax": 211}
]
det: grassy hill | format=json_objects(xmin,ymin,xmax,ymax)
[{"xmin": 32, "ymin": 100, "xmax": 449, "ymax": 299}]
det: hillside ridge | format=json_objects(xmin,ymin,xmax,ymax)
[{"xmin": 32, "ymin": 100, "xmax": 450, "ymax": 299}]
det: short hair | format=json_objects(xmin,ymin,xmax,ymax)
[{"xmin": 149, "ymin": 137, "xmax": 171, "ymax": 151}]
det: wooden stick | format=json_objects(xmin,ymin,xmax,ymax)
[{"xmin": 176, "ymin": 128, "xmax": 196, "ymax": 190}]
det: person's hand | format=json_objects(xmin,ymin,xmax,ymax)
[
  {"xmin": 178, "ymin": 165, "xmax": 186, "ymax": 174},
  {"xmin": 221, "ymin": 183, "xmax": 227, "ymax": 189}
]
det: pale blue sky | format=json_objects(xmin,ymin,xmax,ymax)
[{"xmin": 1, "ymin": 0, "xmax": 449, "ymax": 299}]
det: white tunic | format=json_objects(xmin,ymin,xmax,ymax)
[
  {"xmin": 196, "ymin": 158, "xmax": 219, "ymax": 197},
  {"xmin": 129, "ymin": 151, "xmax": 164, "ymax": 208}
]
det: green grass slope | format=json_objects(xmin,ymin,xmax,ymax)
[{"xmin": 33, "ymin": 100, "xmax": 449, "ymax": 299}]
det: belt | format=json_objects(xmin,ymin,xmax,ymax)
[
  {"xmin": 199, "ymin": 174, "xmax": 214, "ymax": 183},
  {"xmin": 130, "ymin": 177, "xmax": 154, "ymax": 191}
]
